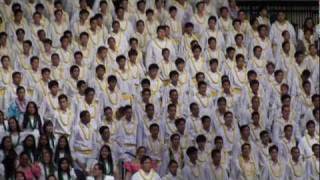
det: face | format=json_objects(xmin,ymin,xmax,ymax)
[
  {"xmin": 19, "ymin": 154, "xmax": 29, "ymax": 166},
  {"xmin": 277, "ymin": 12, "xmax": 286, "ymax": 22},
  {"xmin": 282, "ymin": 107, "xmax": 290, "ymax": 118},
  {"xmin": 31, "ymin": 59, "xmax": 39, "ymax": 69},
  {"xmin": 157, "ymin": 29, "xmax": 166, "ymax": 39},
  {"xmin": 242, "ymin": 145, "xmax": 251, "ymax": 156},
  {"xmin": 1, "ymin": 57, "xmax": 10, "ymax": 68},
  {"xmin": 202, "ymin": 119, "xmax": 211, "ymax": 129},
  {"xmin": 58, "ymin": 98, "xmax": 68, "ymax": 109},
  {"xmin": 61, "ymin": 160, "xmax": 69, "ymax": 171},
  {"xmin": 3, "ymin": 137, "xmax": 12, "ymax": 149},
  {"xmin": 137, "ymin": 148, "xmax": 146, "ymax": 158},
  {"xmin": 241, "ymin": 127, "xmax": 250, "ymax": 138},
  {"xmin": 101, "ymin": 147, "xmax": 110, "ymax": 159},
  {"xmin": 275, "ymin": 72, "xmax": 284, "ymax": 82},
  {"xmin": 191, "ymin": 105, "xmax": 199, "ymax": 115},
  {"xmin": 252, "ymin": 97, "xmax": 260, "ymax": 107},
  {"xmin": 215, "ymin": 139, "xmax": 223, "ymax": 150},
  {"xmin": 254, "ymin": 48, "xmax": 262, "ymax": 58},
  {"xmin": 169, "ymin": 91, "xmax": 179, "ymax": 101},
  {"xmin": 171, "ymin": 136, "xmax": 180, "ymax": 147},
  {"xmin": 149, "ymin": 69, "xmax": 158, "ymax": 78},
  {"xmin": 146, "ymin": 106, "xmax": 154, "ymax": 117},
  {"xmin": 176, "ymin": 121, "xmax": 185, "ymax": 132},
  {"xmin": 291, "ymin": 148, "xmax": 300, "ymax": 160},
  {"xmin": 43, "ymin": 151, "xmax": 51, "ymax": 163},
  {"xmin": 198, "ymin": 84, "xmax": 207, "ymax": 94},
  {"xmin": 45, "ymin": 123, "xmax": 53, "ymax": 133},
  {"xmin": 224, "ymin": 114, "xmax": 233, "ymax": 125},
  {"xmin": 168, "ymin": 107, "xmax": 176, "ymax": 117},
  {"xmin": 176, "ymin": 62, "xmax": 185, "ymax": 71},
  {"xmin": 142, "ymin": 159, "xmax": 152, "ymax": 172},
  {"xmin": 71, "ymin": 68, "xmax": 80, "ymax": 78},
  {"xmin": 8, "ymin": 118, "xmax": 17, "ymax": 131},
  {"xmin": 284, "ymin": 126, "xmax": 293, "ymax": 137},
  {"xmin": 150, "ymin": 126, "xmax": 159, "ymax": 137},
  {"xmin": 17, "ymin": 89, "xmax": 26, "ymax": 99},
  {"xmin": 193, "ymin": 48, "xmax": 201, "ymax": 58},
  {"xmin": 168, "ymin": 163, "xmax": 178, "ymax": 175},
  {"xmin": 270, "ymin": 149, "xmax": 278, "ymax": 160},
  {"xmin": 58, "ymin": 137, "xmax": 67, "ymax": 148},
  {"xmin": 261, "ymin": 133, "xmax": 269, "ymax": 144}
]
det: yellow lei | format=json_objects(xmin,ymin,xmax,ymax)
[
  {"xmin": 289, "ymin": 160, "xmax": 303, "ymax": 177},
  {"xmin": 58, "ymin": 108, "xmax": 72, "ymax": 126},
  {"xmin": 239, "ymin": 156, "xmax": 257, "ymax": 177},
  {"xmin": 80, "ymin": 123, "xmax": 91, "ymax": 140}
]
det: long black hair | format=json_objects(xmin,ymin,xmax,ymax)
[
  {"xmin": 22, "ymin": 101, "xmax": 42, "ymax": 132},
  {"xmin": 57, "ymin": 157, "xmax": 71, "ymax": 180},
  {"xmin": 22, "ymin": 134, "xmax": 38, "ymax": 162},
  {"xmin": 1, "ymin": 136, "xmax": 17, "ymax": 179},
  {"xmin": 54, "ymin": 135, "xmax": 72, "ymax": 164},
  {"xmin": 41, "ymin": 148, "xmax": 56, "ymax": 179},
  {"xmin": 98, "ymin": 145, "xmax": 113, "ymax": 175}
]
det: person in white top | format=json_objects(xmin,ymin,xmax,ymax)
[
  {"xmin": 131, "ymin": 155, "xmax": 161, "ymax": 180},
  {"xmin": 162, "ymin": 160, "xmax": 183, "ymax": 180},
  {"xmin": 299, "ymin": 120, "xmax": 319, "ymax": 159},
  {"xmin": 306, "ymin": 143, "xmax": 320, "ymax": 180},
  {"xmin": 203, "ymin": 149, "xmax": 229, "ymax": 180},
  {"xmin": 286, "ymin": 146, "xmax": 307, "ymax": 180}
]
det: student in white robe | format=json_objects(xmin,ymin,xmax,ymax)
[
  {"xmin": 306, "ymin": 143, "xmax": 320, "ymax": 180},
  {"xmin": 272, "ymin": 104, "xmax": 301, "ymax": 144},
  {"xmin": 76, "ymin": 87, "xmax": 102, "ymax": 128},
  {"xmin": 218, "ymin": 7, "xmax": 232, "ymax": 40},
  {"xmin": 190, "ymin": 81, "xmax": 214, "ymax": 116},
  {"xmin": 144, "ymin": 123, "xmax": 165, "ymax": 171},
  {"xmin": 39, "ymin": 80, "xmax": 60, "ymax": 121},
  {"xmin": 88, "ymin": 65, "xmax": 109, "ymax": 96},
  {"xmin": 107, "ymin": 21, "xmax": 129, "ymax": 56},
  {"xmin": 47, "ymin": 9, "xmax": 69, "ymax": 48},
  {"xmin": 270, "ymin": 11, "xmax": 296, "ymax": 47},
  {"xmin": 131, "ymin": 155, "xmax": 161, "ymax": 180},
  {"xmin": 249, "ymin": 25, "xmax": 273, "ymax": 62},
  {"xmin": 182, "ymin": 146, "xmax": 206, "ymax": 180},
  {"xmin": 159, "ymin": 48, "xmax": 176, "ymax": 81},
  {"xmin": 186, "ymin": 45, "xmax": 206, "ymax": 78},
  {"xmin": 231, "ymin": 143, "xmax": 260, "ymax": 180},
  {"xmin": 203, "ymin": 149, "xmax": 229, "ymax": 180},
  {"xmin": 162, "ymin": 160, "xmax": 183, "ymax": 180},
  {"xmin": 221, "ymin": 47, "xmax": 236, "ymax": 75},
  {"xmin": 114, "ymin": 55, "xmax": 133, "ymax": 94},
  {"xmin": 100, "ymin": 75, "xmax": 126, "ymax": 113},
  {"xmin": 6, "ymin": 9, "xmax": 31, "ymax": 41},
  {"xmin": 138, "ymin": 104, "xmax": 163, "ymax": 146},
  {"xmin": 195, "ymin": 135, "xmax": 212, "ymax": 166},
  {"xmin": 201, "ymin": 16, "xmax": 225, "ymax": 50},
  {"xmin": 178, "ymin": 23, "xmax": 199, "ymax": 60},
  {"xmin": 228, "ymin": 54, "xmax": 248, "ymax": 90},
  {"xmin": 160, "ymin": 133, "xmax": 186, "ymax": 176},
  {"xmin": 145, "ymin": 26, "xmax": 176, "ymax": 66},
  {"xmin": 256, "ymin": 131, "xmax": 274, "ymax": 169},
  {"xmin": 220, "ymin": 111, "xmax": 240, "ymax": 154},
  {"xmin": 15, "ymin": 40, "xmax": 34, "ymax": 72},
  {"xmin": 87, "ymin": 17, "xmax": 105, "ymax": 48},
  {"xmin": 286, "ymin": 146, "xmax": 307, "ymax": 180},
  {"xmin": 117, "ymin": 105, "xmax": 139, "ymax": 160},
  {"xmin": 63, "ymin": 65, "xmax": 81, "ymax": 98},
  {"xmin": 165, "ymin": 6, "xmax": 182, "ymax": 48},
  {"xmin": 232, "ymin": 125, "xmax": 258, "ymax": 158},
  {"xmin": 115, "ymin": 7, "xmax": 134, "ymax": 39},
  {"xmin": 299, "ymin": 120, "xmax": 319, "ymax": 160},
  {"xmin": 276, "ymin": 124, "xmax": 297, "ymax": 163},
  {"xmin": 261, "ymin": 145, "xmax": 288, "ymax": 180},
  {"xmin": 70, "ymin": 110, "xmax": 97, "ymax": 174},
  {"xmin": 190, "ymin": 2, "xmax": 208, "ymax": 38},
  {"xmin": 146, "ymin": 64, "xmax": 163, "ymax": 104},
  {"xmin": 53, "ymin": 94, "xmax": 76, "ymax": 138},
  {"xmin": 175, "ymin": 118, "xmax": 193, "ymax": 152},
  {"xmin": 186, "ymin": 103, "xmax": 202, "ymax": 140}
]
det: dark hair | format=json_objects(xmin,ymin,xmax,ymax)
[
  {"xmin": 22, "ymin": 102, "xmax": 42, "ymax": 132},
  {"xmin": 22, "ymin": 135, "xmax": 38, "ymax": 162},
  {"xmin": 54, "ymin": 136, "xmax": 72, "ymax": 164},
  {"xmin": 99, "ymin": 145, "xmax": 114, "ymax": 175},
  {"xmin": 57, "ymin": 157, "xmax": 71, "ymax": 179}
]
